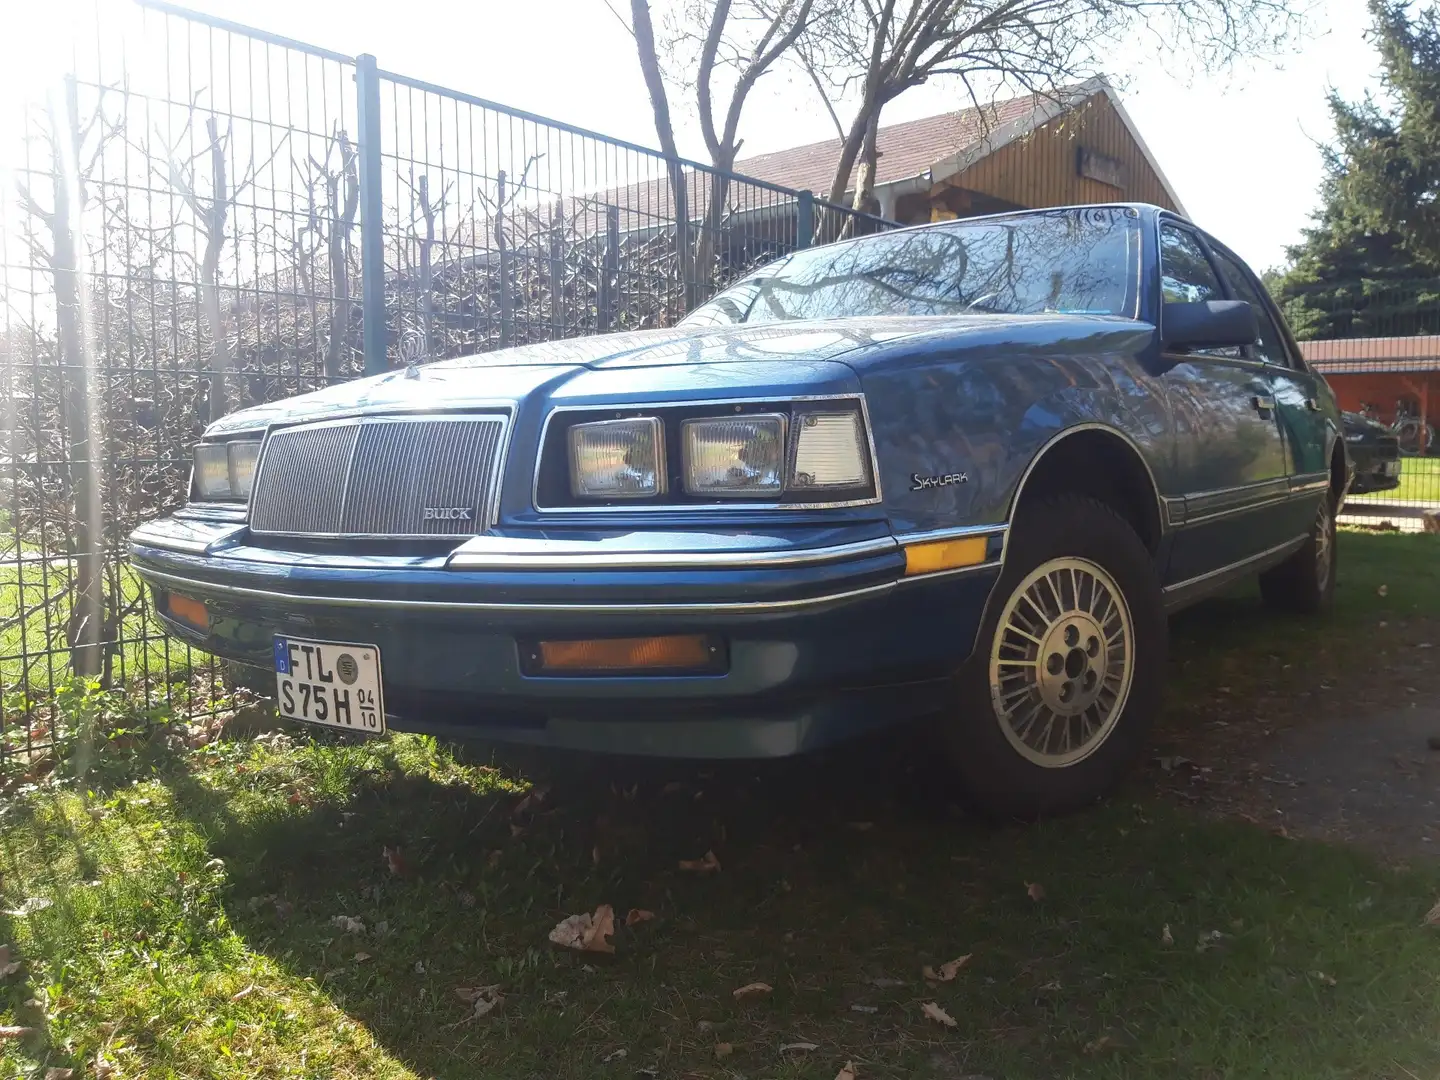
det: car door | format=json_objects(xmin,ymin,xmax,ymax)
[
  {"xmin": 1156, "ymin": 221, "xmax": 1292, "ymax": 585},
  {"xmin": 1206, "ymin": 240, "xmax": 1335, "ymax": 537}
]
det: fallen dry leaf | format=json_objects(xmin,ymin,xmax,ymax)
[
  {"xmin": 625, "ymin": 908, "xmax": 656, "ymax": 927},
  {"xmin": 1161, "ymin": 924, "xmax": 1174, "ymax": 947},
  {"xmin": 850, "ymin": 1003, "xmax": 878, "ymax": 1014},
  {"xmin": 0, "ymin": 944, "xmax": 20, "ymax": 978},
  {"xmin": 1312, "ymin": 970, "xmax": 1338, "ymax": 986},
  {"xmin": 548, "ymin": 904, "xmax": 616, "ymax": 954},
  {"xmin": 601, "ymin": 1047, "xmax": 627, "ymax": 1063},
  {"xmin": 922, "ymin": 955, "xmax": 971, "ymax": 982},
  {"xmin": 714, "ymin": 1042, "xmax": 734, "ymax": 1058},
  {"xmin": 732, "ymin": 981, "xmax": 773, "ymax": 1001},
  {"xmin": 921, "ymin": 1001, "xmax": 957, "ymax": 1027},
  {"xmin": 780, "ymin": 1041, "xmax": 819, "ymax": 1053},
  {"xmin": 1424, "ymin": 898, "xmax": 1440, "ymax": 926},
  {"xmin": 836, "ymin": 1063, "xmax": 858, "ymax": 1080},
  {"xmin": 1025, "ymin": 882, "xmax": 1046, "ymax": 902},
  {"xmin": 1378, "ymin": 584, "xmax": 1389, "ymax": 597},
  {"xmin": 93, "ymin": 1053, "xmax": 117, "ymax": 1079},
  {"xmin": 0, "ymin": 1026, "xmax": 34, "ymax": 1040},
  {"xmin": 382, "ymin": 846, "xmax": 410, "ymax": 877},
  {"xmin": 512, "ymin": 784, "xmax": 550, "ymax": 818},
  {"xmin": 2, "ymin": 898, "xmax": 52, "ymax": 917},
  {"xmin": 353, "ymin": 952, "xmax": 372, "ymax": 963},
  {"xmin": 330, "ymin": 915, "xmax": 366, "ymax": 934},
  {"xmin": 679, "ymin": 850, "xmax": 722, "ymax": 874},
  {"xmin": 230, "ymin": 983, "xmax": 257, "ymax": 1002},
  {"xmin": 1083, "ymin": 1035, "xmax": 1120, "ymax": 1054},
  {"xmin": 44, "ymin": 1069, "xmax": 75, "ymax": 1080},
  {"xmin": 454, "ymin": 984, "xmax": 504, "ymax": 1018}
]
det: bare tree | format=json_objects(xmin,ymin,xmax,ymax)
[
  {"xmin": 12, "ymin": 78, "xmax": 120, "ymax": 680},
  {"xmin": 628, "ymin": 0, "xmax": 819, "ymax": 287},
  {"xmin": 799, "ymin": 0, "xmax": 1305, "ymax": 212}
]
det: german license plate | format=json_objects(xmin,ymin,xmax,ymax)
[{"xmin": 273, "ymin": 636, "xmax": 385, "ymax": 734}]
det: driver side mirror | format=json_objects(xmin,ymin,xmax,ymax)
[{"xmin": 1162, "ymin": 300, "xmax": 1257, "ymax": 351}]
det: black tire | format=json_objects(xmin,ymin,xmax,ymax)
[
  {"xmin": 1258, "ymin": 493, "xmax": 1336, "ymax": 615},
  {"xmin": 940, "ymin": 494, "xmax": 1167, "ymax": 819}
]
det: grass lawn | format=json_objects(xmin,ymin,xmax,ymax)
[
  {"xmin": 2, "ymin": 530, "xmax": 1439, "ymax": 1080},
  {"xmin": 1349, "ymin": 454, "xmax": 1440, "ymax": 504}
]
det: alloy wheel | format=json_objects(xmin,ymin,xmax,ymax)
[{"xmin": 988, "ymin": 556, "xmax": 1135, "ymax": 768}]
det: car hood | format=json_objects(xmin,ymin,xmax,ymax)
[
  {"xmin": 204, "ymin": 314, "xmax": 1147, "ymax": 435},
  {"xmin": 1341, "ymin": 411, "xmax": 1393, "ymax": 438}
]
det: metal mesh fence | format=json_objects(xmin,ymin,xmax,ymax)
[
  {"xmin": 0, "ymin": 0, "xmax": 892, "ymax": 771},
  {"xmin": 1281, "ymin": 284, "xmax": 1440, "ymax": 530}
]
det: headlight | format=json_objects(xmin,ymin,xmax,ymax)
[
  {"xmin": 682, "ymin": 414, "xmax": 785, "ymax": 495},
  {"xmin": 192, "ymin": 440, "xmax": 261, "ymax": 501},
  {"xmin": 790, "ymin": 410, "xmax": 870, "ymax": 489},
  {"xmin": 569, "ymin": 418, "xmax": 664, "ymax": 498},
  {"xmin": 192, "ymin": 444, "xmax": 232, "ymax": 499},
  {"xmin": 228, "ymin": 441, "xmax": 260, "ymax": 497}
]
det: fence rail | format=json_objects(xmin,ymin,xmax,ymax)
[{"xmin": 0, "ymin": 0, "xmax": 892, "ymax": 772}]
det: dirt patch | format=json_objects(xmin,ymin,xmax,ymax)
[{"xmin": 1150, "ymin": 611, "xmax": 1440, "ymax": 860}]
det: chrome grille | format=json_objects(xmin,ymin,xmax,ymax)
[{"xmin": 249, "ymin": 415, "xmax": 507, "ymax": 537}]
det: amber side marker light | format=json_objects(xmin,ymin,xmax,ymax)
[
  {"xmin": 903, "ymin": 535, "xmax": 989, "ymax": 576},
  {"xmin": 531, "ymin": 634, "xmax": 719, "ymax": 675},
  {"xmin": 165, "ymin": 592, "xmax": 210, "ymax": 632}
]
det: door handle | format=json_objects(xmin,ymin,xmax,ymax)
[
  {"xmin": 1304, "ymin": 397, "xmax": 1321, "ymax": 412},
  {"xmin": 1252, "ymin": 394, "xmax": 1275, "ymax": 415}
]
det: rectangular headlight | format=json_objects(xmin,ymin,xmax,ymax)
[
  {"xmin": 569, "ymin": 418, "xmax": 664, "ymax": 499},
  {"xmin": 682, "ymin": 414, "xmax": 785, "ymax": 495},
  {"xmin": 193, "ymin": 444, "xmax": 232, "ymax": 499},
  {"xmin": 790, "ymin": 411, "xmax": 869, "ymax": 490},
  {"xmin": 228, "ymin": 441, "xmax": 261, "ymax": 498}
]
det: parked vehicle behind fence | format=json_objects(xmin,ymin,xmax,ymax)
[
  {"xmin": 1343, "ymin": 411, "xmax": 1403, "ymax": 495},
  {"xmin": 131, "ymin": 204, "xmax": 1346, "ymax": 817}
]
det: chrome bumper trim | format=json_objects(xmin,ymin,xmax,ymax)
[
  {"xmin": 130, "ymin": 521, "xmax": 247, "ymax": 556},
  {"xmin": 445, "ymin": 535, "xmax": 900, "ymax": 570}
]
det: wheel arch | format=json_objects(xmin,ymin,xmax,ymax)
[{"xmin": 1007, "ymin": 424, "xmax": 1166, "ymax": 556}]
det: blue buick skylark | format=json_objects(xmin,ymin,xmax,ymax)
[{"xmin": 132, "ymin": 204, "xmax": 1346, "ymax": 816}]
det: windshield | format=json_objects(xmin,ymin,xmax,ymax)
[{"xmin": 682, "ymin": 206, "xmax": 1140, "ymax": 326}]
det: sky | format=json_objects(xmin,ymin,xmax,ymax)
[{"xmin": 0, "ymin": 0, "xmax": 1379, "ymax": 273}]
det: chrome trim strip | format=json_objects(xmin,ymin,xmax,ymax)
[
  {"xmin": 446, "ymin": 535, "xmax": 900, "ymax": 571},
  {"xmin": 898, "ymin": 558, "xmax": 1002, "ymax": 583},
  {"xmin": 531, "ymin": 393, "xmax": 883, "ymax": 513},
  {"xmin": 131, "ymin": 564, "xmax": 902, "ymax": 615},
  {"xmin": 175, "ymin": 504, "xmax": 247, "ymax": 524},
  {"xmin": 1288, "ymin": 473, "xmax": 1330, "ymax": 494},
  {"xmin": 1161, "ymin": 534, "xmax": 1308, "ymax": 601},
  {"xmin": 248, "ymin": 412, "xmax": 513, "ymax": 540},
  {"xmin": 130, "ymin": 522, "xmax": 247, "ymax": 556},
  {"xmin": 1161, "ymin": 495, "xmax": 1186, "ymax": 528},
  {"xmin": 892, "ymin": 522, "xmax": 1007, "ymax": 546}
]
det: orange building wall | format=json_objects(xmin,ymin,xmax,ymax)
[{"xmin": 1322, "ymin": 371, "xmax": 1438, "ymax": 424}]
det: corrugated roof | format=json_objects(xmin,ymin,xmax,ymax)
[{"xmin": 1302, "ymin": 336, "xmax": 1440, "ymax": 373}]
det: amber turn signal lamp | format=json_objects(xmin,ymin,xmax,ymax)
[
  {"xmin": 903, "ymin": 535, "xmax": 988, "ymax": 576},
  {"xmin": 534, "ymin": 634, "xmax": 717, "ymax": 674},
  {"xmin": 165, "ymin": 592, "xmax": 210, "ymax": 631}
]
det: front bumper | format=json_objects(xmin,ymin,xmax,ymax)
[{"xmin": 130, "ymin": 517, "xmax": 1005, "ymax": 757}]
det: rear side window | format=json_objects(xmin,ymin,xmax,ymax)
[
  {"xmin": 1159, "ymin": 225, "xmax": 1222, "ymax": 303},
  {"xmin": 1211, "ymin": 247, "xmax": 1292, "ymax": 368}
]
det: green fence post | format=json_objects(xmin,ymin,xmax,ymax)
[
  {"xmin": 796, "ymin": 189, "xmax": 814, "ymax": 250},
  {"xmin": 356, "ymin": 53, "xmax": 387, "ymax": 375}
]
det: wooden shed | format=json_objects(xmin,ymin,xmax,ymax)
[
  {"xmin": 733, "ymin": 77, "xmax": 1186, "ymax": 223},
  {"xmin": 1300, "ymin": 336, "xmax": 1438, "ymax": 454}
]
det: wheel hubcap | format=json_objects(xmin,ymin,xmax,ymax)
[
  {"xmin": 988, "ymin": 557, "xmax": 1135, "ymax": 768},
  {"xmin": 1314, "ymin": 501, "xmax": 1332, "ymax": 590}
]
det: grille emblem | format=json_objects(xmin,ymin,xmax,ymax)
[{"xmin": 423, "ymin": 506, "xmax": 474, "ymax": 521}]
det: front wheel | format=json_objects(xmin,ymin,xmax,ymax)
[{"xmin": 939, "ymin": 495, "xmax": 1167, "ymax": 818}]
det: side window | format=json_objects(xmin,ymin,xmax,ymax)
[
  {"xmin": 1212, "ymin": 248, "xmax": 1291, "ymax": 367},
  {"xmin": 1159, "ymin": 225, "xmax": 1223, "ymax": 303}
]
